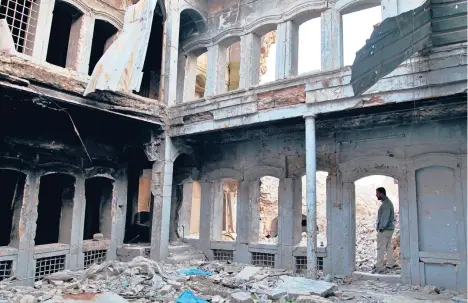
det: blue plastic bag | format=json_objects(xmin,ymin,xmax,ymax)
[
  {"xmin": 179, "ymin": 268, "xmax": 212, "ymax": 276},
  {"xmin": 176, "ymin": 290, "xmax": 208, "ymax": 303}
]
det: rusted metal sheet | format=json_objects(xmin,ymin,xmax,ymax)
[
  {"xmin": 351, "ymin": 0, "xmax": 467, "ymax": 96},
  {"xmin": 84, "ymin": 0, "xmax": 164, "ymax": 96}
]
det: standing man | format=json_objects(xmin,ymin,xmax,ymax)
[{"xmin": 373, "ymin": 187, "xmax": 395, "ymax": 273}]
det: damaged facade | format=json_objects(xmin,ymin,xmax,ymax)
[{"xmin": 0, "ymin": 0, "xmax": 466, "ymax": 294}]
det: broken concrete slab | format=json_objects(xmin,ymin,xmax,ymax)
[
  {"xmin": 268, "ymin": 289, "xmax": 287, "ymax": 300},
  {"xmin": 235, "ymin": 266, "xmax": 261, "ymax": 281},
  {"xmin": 296, "ymin": 295, "xmax": 333, "ymax": 303},
  {"xmin": 62, "ymin": 292, "xmax": 129, "ymax": 302},
  {"xmin": 275, "ymin": 276, "xmax": 336, "ymax": 297},
  {"xmin": 231, "ymin": 292, "xmax": 254, "ymax": 303}
]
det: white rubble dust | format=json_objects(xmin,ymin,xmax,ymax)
[{"xmin": 0, "ymin": 257, "xmax": 464, "ymax": 303}]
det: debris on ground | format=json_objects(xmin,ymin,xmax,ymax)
[{"xmin": 0, "ymin": 256, "xmax": 465, "ymax": 303}]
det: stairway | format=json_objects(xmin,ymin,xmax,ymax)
[{"xmin": 165, "ymin": 242, "xmax": 206, "ymax": 264}]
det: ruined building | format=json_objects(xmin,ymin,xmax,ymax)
[{"xmin": 0, "ymin": 0, "xmax": 467, "ymax": 292}]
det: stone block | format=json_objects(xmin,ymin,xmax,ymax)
[
  {"xmin": 274, "ymin": 276, "xmax": 336, "ymax": 297},
  {"xmin": 93, "ymin": 233, "xmax": 104, "ymax": 241},
  {"xmin": 268, "ymin": 289, "xmax": 286, "ymax": 300},
  {"xmin": 230, "ymin": 292, "xmax": 253, "ymax": 303},
  {"xmin": 296, "ymin": 295, "xmax": 333, "ymax": 302},
  {"xmin": 159, "ymin": 285, "xmax": 173, "ymax": 295},
  {"xmin": 167, "ymin": 280, "xmax": 182, "ymax": 290},
  {"xmin": 235, "ymin": 266, "xmax": 260, "ymax": 281}
]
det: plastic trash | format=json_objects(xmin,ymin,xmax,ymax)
[
  {"xmin": 176, "ymin": 290, "xmax": 208, "ymax": 303},
  {"xmin": 179, "ymin": 268, "xmax": 212, "ymax": 276}
]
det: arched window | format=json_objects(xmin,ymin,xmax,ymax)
[
  {"xmin": 36, "ymin": 173, "xmax": 76, "ymax": 245},
  {"xmin": 46, "ymin": 0, "xmax": 83, "ymax": 68},
  {"xmin": 0, "ymin": 169, "xmax": 26, "ymax": 247},
  {"xmin": 342, "ymin": 5, "xmax": 381, "ymax": 66},
  {"xmin": 84, "ymin": 177, "xmax": 114, "ymax": 240},
  {"xmin": 88, "ymin": 20, "xmax": 118, "ymax": 75}
]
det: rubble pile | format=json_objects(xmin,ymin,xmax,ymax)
[{"xmin": 0, "ymin": 257, "xmax": 465, "ymax": 303}]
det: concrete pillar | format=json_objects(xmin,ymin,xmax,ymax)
[
  {"xmin": 15, "ymin": 172, "xmax": 40, "ymax": 285},
  {"xmin": 109, "ymin": 170, "xmax": 128, "ymax": 260},
  {"xmin": 248, "ymin": 180, "xmax": 261, "ymax": 243},
  {"xmin": 239, "ymin": 33, "xmax": 261, "ymax": 89},
  {"xmin": 66, "ymin": 14, "xmax": 94, "ymax": 73},
  {"xmin": 327, "ymin": 173, "xmax": 345, "ymax": 274},
  {"xmin": 161, "ymin": 2, "xmax": 180, "ymax": 106},
  {"xmin": 176, "ymin": 53, "xmax": 187, "ymax": 104},
  {"xmin": 293, "ymin": 177, "xmax": 303, "ymax": 245},
  {"xmin": 275, "ymin": 20, "xmax": 298, "ymax": 80},
  {"xmin": 199, "ymin": 182, "xmax": 214, "ymax": 259},
  {"xmin": 323, "ymin": 173, "xmax": 336, "ymax": 274},
  {"xmin": 178, "ymin": 182, "xmax": 194, "ymax": 237},
  {"xmin": 278, "ymin": 178, "xmax": 296, "ymax": 270},
  {"xmin": 342, "ymin": 181, "xmax": 355, "ymax": 275},
  {"xmin": 321, "ymin": 9, "xmax": 343, "ymax": 71},
  {"xmin": 31, "ymin": 0, "xmax": 56, "ymax": 61},
  {"xmin": 205, "ymin": 44, "xmax": 226, "ymax": 96},
  {"xmin": 150, "ymin": 137, "xmax": 174, "ymax": 260},
  {"xmin": 305, "ymin": 114, "xmax": 317, "ymax": 279},
  {"xmin": 234, "ymin": 181, "xmax": 250, "ymax": 263},
  {"xmin": 381, "ymin": 0, "xmax": 399, "ymax": 19},
  {"xmin": 210, "ymin": 180, "xmax": 224, "ymax": 241},
  {"xmin": 68, "ymin": 178, "xmax": 85, "ymax": 270},
  {"xmin": 183, "ymin": 54, "xmax": 198, "ymax": 102}
]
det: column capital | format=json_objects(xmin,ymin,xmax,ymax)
[{"xmin": 303, "ymin": 113, "xmax": 316, "ymax": 119}]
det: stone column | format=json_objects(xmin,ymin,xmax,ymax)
[
  {"xmin": 278, "ymin": 178, "xmax": 296, "ymax": 270},
  {"xmin": 210, "ymin": 180, "xmax": 224, "ymax": 241},
  {"xmin": 293, "ymin": 177, "xmax": 303, "ymax": 245},
  {"xmin": 109, "ymin": 169, "xmax": 128, "ymax": 260},
  {"xmin": 178, "ymin": 182, "xmax": 194, "ymax": 238},
  {"xmin": 183, "ymin": 54, "xmax": 198, "ymax": 102},
  {"xmin": 239, "ymin": 33, "xmax": 261, "ymax": 89},
  {"xmin": 199, "ymin": 182, "xmax": 213, "ymax": 259},
  {"xmin": 68, "ymin": 178, "xmax": 86, "ymax": 270},
  {"xmin": 205, "ymin": 44, "xmax": 226, "ymax": 96},
  {"xmin": 15, "ymin": 172, "xmax": 40, "ymax": 285},
  {"xmin": 66, "ymin": 14, "xmax": 95, "ymax": 73},
  {"xmin": 176, "ymin": 53, "xmax": 187, "ymax": 104},
  {"xmin": 323, "ymin": 173, "xmax": 336, "ymax": 274},
  {"xmin": 248, "ymin": 180, "xmax": 261, "ymax": 243},
  {"xmin": 341, "ymin": 181, "xmax": 355, "ymax": 275},
  {"xmin": 161, "ymin": 2, "xmax": 180, "ymax": 106},
  {"xmin": 321, "ymin": 9, "xmax": 343, "ymax": 71},
  {"xmin": 275, "ymin": 20, "xmax": 298, "ymax": 80},
  {"xmin": 31, "ymin": 0, "xmax": 56, "ymax": 60},
  {"xmin": 234, "ymin": 181, "xmax": 250, "ymax": 263},
  {"xmin": 305, "ymin": 114, "xmax": 317, "ymax": 279},
  {"xmin": 150, "ymin": 137, "xmax": 175, "ymax": 260}
]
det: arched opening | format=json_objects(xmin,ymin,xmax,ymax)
[
  {"xmin": 46, "ymin": 0, "xmax": 83, "ymax": 68},
  {"xmin": 123, "ymin": 148, "xmax": 153, "ymax": 244},
  {"xmin": 88, "ymin": 20, "xmax": 118, "ymax": 75},
  {"xmin": 180, "ymin": 49, "xmax": 207, "ymax": 102},
  {"xmin": 298, "ymin": 16, "xmax": 321, "ymax": 74},
  {"xmin": 177, "ymin": 9, "xmax": 207, "ymax": 102},
  {"xmin": 259, "ymin": 176, "xmax": 279, "ymax": 243},
  {"xmin": 0, "ymin": 169, "xmax": 26, "ymax": 248},
  {"xmin": 83, "ymin": 177, "xmax": 114, "ymax": 240},
  {"xmin": 0, "ymin": 0, "xmax": 40, "ymax": 55},
  {"xmin": 301, "ymin": 171, "xmax": 328, "ymax": 246},
  {"xmin": 342, "ymin": 5, "xmax": 382, "ymax": 66},
  {"xmin": 259, "ymin": 30, "xmax": 277, "ymax": 84},
  {"xmin": 135, "ymin": 2, "xmax": 164, "ymax": 99},
  {"xmin": 221, "ymin": 179, "xmax": 238, "ymax": 241},
  {"xmin": 354, "ymin": 175, "xmax": 400, "ymax": 274},
  {"xmin": 36, "ymin": 173, "xmax": 76, "ymax": 245},
  {"xmin": 170, "ymin": 153, "xmax": 198, "ymax": 243},
  {"xmin": 179, "ymin": 8, "xmax": 205, "ymax": 42},
  {"xmin": 225, "ymin": 39, "xmax": 241, "ymax": 91}
]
